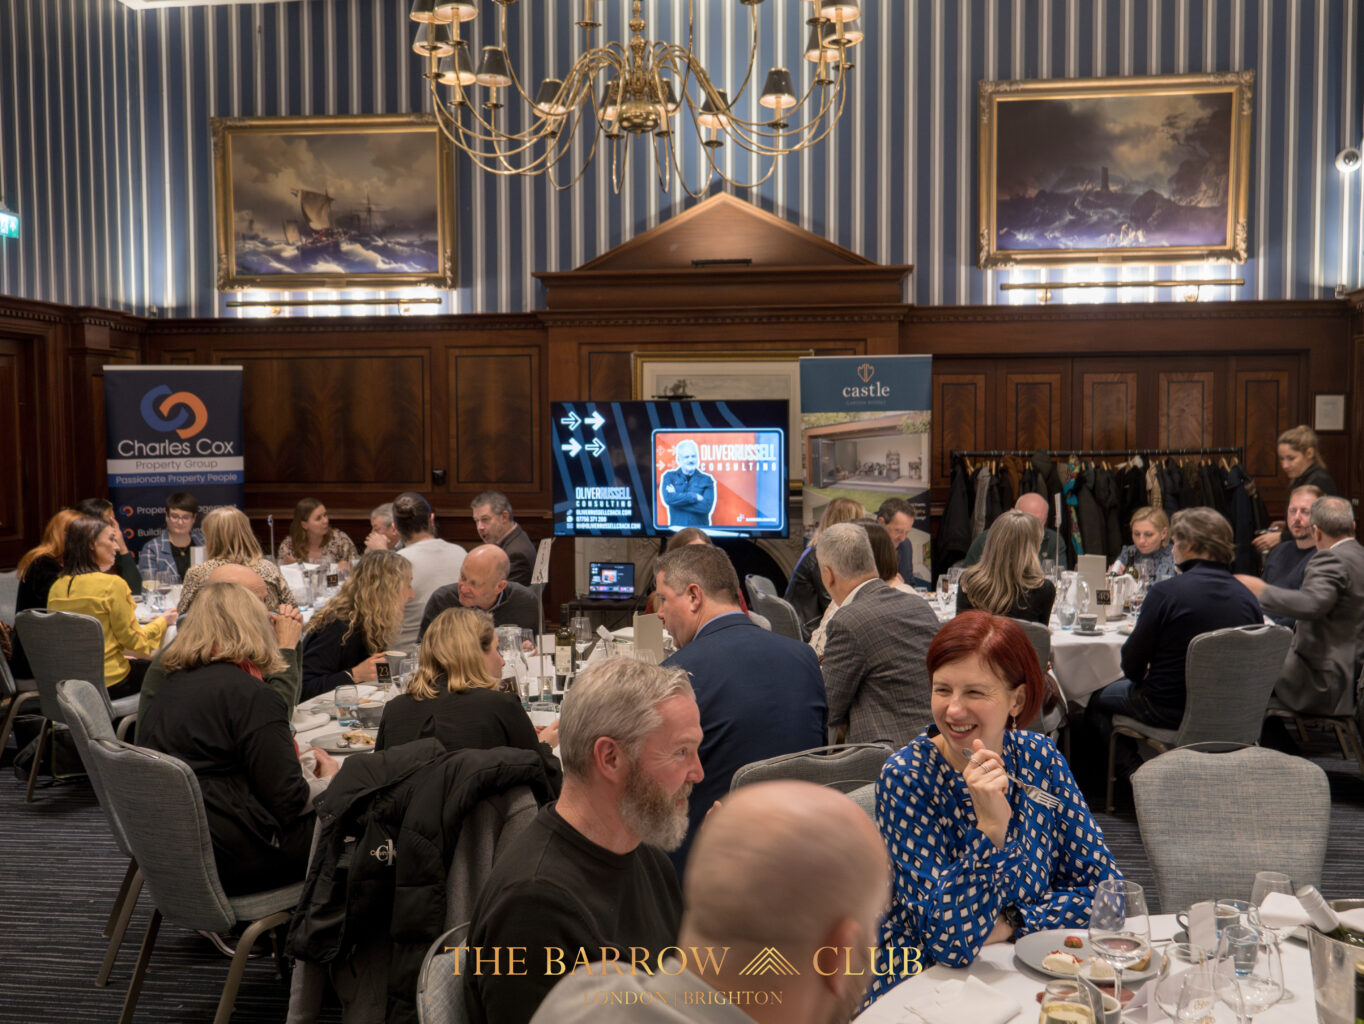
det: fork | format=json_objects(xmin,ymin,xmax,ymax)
[{"xmin": 961, "ymin": 748, "xmax": 1064, "ymax": 811}]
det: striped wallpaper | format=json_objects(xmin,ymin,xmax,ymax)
[{"xmin": 0, "ymin": 0, "xmax": 1360, "ymax": 317}]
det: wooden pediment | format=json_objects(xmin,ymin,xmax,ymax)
[{"xmin": 536, "ymin": 192, "xmax": 911, "ymax": 310}]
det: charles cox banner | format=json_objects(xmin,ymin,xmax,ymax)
[
  {"xmin": 104, "ymin": 366, "xmax": 244, "ymax": 550},
  {"xmin": 798, "ymin": 355, "xmax": 933, "ymax": 583}
]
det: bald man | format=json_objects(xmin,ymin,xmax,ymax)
[
  {"xmin": 136, "ymin": 563, "xmax": 305, "ymax": 723},
  {"xmin": 961, "ymin": 491, "xmax": 1061, "ymax": 568},
  {"xmin": 530, "ymin": 780, "xmax": 891, "ymax": 1024},
  {"xmin": 419, "ymin": 543, "xmax": 543, "ymax": 638}
]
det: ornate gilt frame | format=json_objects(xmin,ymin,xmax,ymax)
[
  {"xmin": 211, "ymin": 113, "xmax": 454, "ymax": 291},
  {"xmin": 977, "ymin": 71, "xmax": 1254, "ymax": 269}
]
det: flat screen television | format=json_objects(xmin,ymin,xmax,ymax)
[{"xmin": 551, "ymin": 400, "xmax": 789, "ymax": 539}]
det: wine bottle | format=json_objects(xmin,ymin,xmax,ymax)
[
  {"xmin": 1354, "ymin": 960, "xmax": 1364, "ymax": 1024},
  {"xmin": 554, "ymin": 604, "xmax": 575, "ymax": 702},
  {"xmin": 1298, "ymin": 885, "xmax": 1364, "ymax": 947}
]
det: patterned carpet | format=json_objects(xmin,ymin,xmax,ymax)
[{"xmin": 2, "ymin": 730, "xmax": 1362, "ymax": 1023}]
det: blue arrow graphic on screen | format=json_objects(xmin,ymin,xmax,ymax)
[
  {"xmin": 561, "ymin": 438, "xmax": 583, "ymax": 457},
  {"xmin": 559, "ymin": 411, "xmax": 581, "ymax": 432},
  {"xmin": 584, "ymin": 410, "xmax": 606, "ymax": 432},
  {"xmin": 586, "ymin": 438, "xmax": 606, "ymax": 458}
]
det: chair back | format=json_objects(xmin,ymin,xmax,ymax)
[
  {"xmin": 1172, "ymin": 624, "xmax": 1292, "ymax": 747},
  {"xmin": 730, "ymin": 742, "xmax": 893, "ymax": 794},
  {"xmin": 747, "ymin": 590, "xmax": 803, "ymax": 642},
  {"xmin": 15, "ymin": 608, "xmax": 110, "ymax": 724},
  {"xmin": 55, "ymin": 678, "xmax": 134, "ymax": 856},
  {"xmin": 445, "ymin": 785, "xmax": 539, "ymax": 928},
  {"xmin": 0, "ymin": 569, "xmax": 18, "ymax": 625},
  {"xmin": 1009, "ymin": 618, "xmax": 1051, "ymax": 676},
  {"xmin": 744, "ymin": 574, "xmax": 778, "ymax": 603},
  {"xmin": 417, "ymin": 923, "xmax": 469, "ymax": 1024},
  {"xmin": 846, "ymin": 782, "xmax": 877, "ymax": 821},
  {"xmin": 746, "ymin": 610, "xmax": 772, "ymax": 631},
  {"xmin": 0, "ymin": 646, "xmax": 20, "ymax": 701},
  {"xmin": 82, "ymin": 736, "xmax": 238, "ymax": 934},
  {"xmin": 1132, "ymin": 745, "xmax": 1329, "ymax": 912}
]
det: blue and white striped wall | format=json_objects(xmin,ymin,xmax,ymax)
[{"xmin": 0, "ymin": 0, "xmax": 1360, "ymax": 317}]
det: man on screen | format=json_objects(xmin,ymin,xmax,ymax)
[{"xmin": 660, "ymin": 439, "xmax": 716, "ymax": 528}]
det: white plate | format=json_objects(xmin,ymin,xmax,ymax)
[
  {"xmin": 1071, "ymin": 628, "xmax": 1107, "ymax": 637},
  {"xmin": 308, "ymin": 729, "xmax": 378, "ymax": 755},
  {"xmin": 1014, "ymin": 929, "xmax": 1161, "ymax": 982}
]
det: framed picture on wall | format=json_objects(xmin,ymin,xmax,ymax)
[
  {"xmin": 977, "ymin": 71, "xmax": 1255, "ymax": 269},
  {"xmin": 631, "ymin": 352, "xmax": 812, "ymax": 486},
  {"xmin": 211, "ymin": 113, "xmax": 454, "ymax": 291}
]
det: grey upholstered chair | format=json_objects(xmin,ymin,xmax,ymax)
[
  {"xmin": 1132, "ymin": 745, "xmax": 1329, "ymax": 914},
  {"xmin": 0, "ymin": 569, "xmax": 18, "ymax": 624},
  {"xmin": 0, "ymin": 647, "xmax": 38, "ymax": 763},
  {"xmin": 743, "ymin": 573, "xmax": 779, "ymax": 604},
  {"xmin": 746, "ymin": 589, "xmax": 804, "ymax": 642},
  {"xmin": 1009, "ymin": 617, "xmax": 1051, "ymax": 676},
  {"xmin": 730, "ymin": 742, "xmax": 894, "ymax": 794},
  {"xmin": 83, "ymin": 736, "xmax": 302, "ymax": 1024},
  {"xmin": 55, "ymin": 678, "xmax": 145, "ymax": 987},
  {"xmin": 746, "ymin": 610, "xmax": 772, "ymax": 631},
  {"xmin": 14, "ymin": 608, "xmax": 139, "ymax": 801},
  {"xmin": 1105, "ymin": 623, "xmax": 1292, "ymax": 812},
  {"xmin": 417, "ymin": 922, "xmax": 470, "ymax": 1024},
  {"xmin": 846, "ymin": 782, "xmax": 877, "ymax": 822}
]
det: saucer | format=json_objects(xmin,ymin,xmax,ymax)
[{"xmin": 1072, "ymin": 628, "xmax": 1106, "ymax": 637}]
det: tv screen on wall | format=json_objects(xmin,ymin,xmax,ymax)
[{"xmin": 551, "ymin": 400, "xmax": 789, "ymax": 539}]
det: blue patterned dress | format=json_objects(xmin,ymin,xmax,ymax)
[{"xmin": 866, "ymin": 727, "xmax": 1121, "ymax": 1004}]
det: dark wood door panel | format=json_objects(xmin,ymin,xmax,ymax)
[
  {"xmin": 1158, "ymin": 370, "xmax": 1216, "ymax": 450},
  {"xmin": 932, "ymin": 373, "xmax": 987, "ymax": 485},
  {"xmin": 232, "ymin": 351, "xmax": 429, "ymax": 486},
  {"xmin": 1233, "ymin": 367, "xmax": 1295, "ymax": 492},
  {"xmin": 451, "ymin": 349, "xmax": 541, "ymax": 490},
  {"xmin": 1079, "ymin": 371, "xmax": 1138, "ymax": 451},
  {"xmin": 0, "ymin": 345, "xmax": 27, "ymax": 563},
  {"xmin": 1003, "ymin": 372, "xmax": 1064, "ymax": 453}
]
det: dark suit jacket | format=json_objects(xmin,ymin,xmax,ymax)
[
  {"xmin": 1258, "ymin": 538, "xmax": 1364, "ymax": 716},
  {"xmin": 663, "ymin": 612, "xmax": 826, "ymax": 874},
  {"xmin": 498, "ymin": 524, "xmax": 537, "ymax": 587},
  {"xmin": 420, "ymin": 579, "xmax": 543, "ymax": 639},
  {"xmin": 820, "ymin": 579, "xmax": 939, "ymax": 748}
]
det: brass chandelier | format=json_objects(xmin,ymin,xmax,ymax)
[{"xmin": 409, "ymin": 0, "xmax": 864, "ymax": 196}]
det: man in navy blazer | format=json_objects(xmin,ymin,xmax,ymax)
[{"xmin": 657, "ymin": 544, "xmax": 828, "ymax": 875}]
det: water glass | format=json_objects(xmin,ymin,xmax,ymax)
[
  {"xmin": 1250, "ymin": 871, "xmax": 1293, "ymax": 910},
  {"xmin": 334, "ymin": 684, "xmax": 361, "ymax": 729},
  {"xmin": 1214, "ymin": 924, "xmax": 1283, "ymax": 1021},
  {"xmin": 1089, "ymin": 879, "xmax": 1151, "ymax": 1008}
]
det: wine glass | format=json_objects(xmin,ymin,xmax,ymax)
[
  {"xmin": 1214, "ymin": 924, "xmax": 1283, "ymax": 1022},
  {"xmin": 1154, "ymin": 944, "xmax": 1213, "ymax": 1020},
  {"xmin": 1089, "ymin": 879, "xmax": 1151, "ymax": 1011},
  {"xmin": 1037, "ymin": 979, "xmax": 1098, "ymax": 1024},
  {"xmin": 570, "ymin": 615, "xmax": 593, "ymax": 658},
  {"xmin": 1176, "ymin": 969, "xmax": 1242, "ymax": 1023},
  {"xmin": 141, "ymin": 572, "xmax": 160, "ymax": 614}
]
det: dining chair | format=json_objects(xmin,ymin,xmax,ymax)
[
  {"xmin": 746, "ymin": 589, "xmax": 804, "ymax": 642},
  {"xmin": 1131, "ymin": 745, "xmax": 1328, "ymax": 913},
  {"xmin": 54, "ymin": 678, "xmax": 146, "ymax": 986},
  {"xmin": 1264, "ymin": 685, "xmax": 1364, "ymax": 778},
  {"xmin": 743, "ymin": 573, "xmax": 778, "ymax": 604},
  {"xmin": 83, "ymin": 735, "xmax": 301, "ymax": 1024},
  {"xmin": 846, "ymin": 781, "xmax": 877, "ymax": 822},
  {"xmin": 14, "ymin": 608, "xmax": 139, "ymax": 801},
  {"xmin": 746, "ymin": 609, "xmax": 773, "ymax": 631},
  {"xmin": 1104, "ymin": 623, "xmax": 1292, "ymax": 812},
  {"xmin": 0, "ymin": 568, "xmax": 19, "ymax": 624},
  {"xmin": 416, "ymin": 922, "xmax": 469, "ymax": 1024},
  {"xmin": 0, "ymin": 645, "xmax": 39, "ymax": 761},
  {"xmin": 730, "ymin": 742, "xmax": 894, "ymax": 794}
]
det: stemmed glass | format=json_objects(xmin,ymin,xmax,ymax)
[
  {"xmin": 1089, "ymin": 879, "xmax": 1151, "ymax": 1013},
  {"xmin": 570, "ymin": 616, "xmax": 593, "ymax": 659},
  {"xmin": 1214, "ymin": 924, "xmax": 1283, "ymax": 1022},
  {"xmin": 1154, "ymin": 944, "xmax": 1214, "ymax": 1021},
  {"xmin": 1176, "ymin": 968, "xmax": 1243, "ymax": 1023}
]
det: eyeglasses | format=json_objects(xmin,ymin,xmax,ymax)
[{"xmin": 167, "ymin": 512, "xmax": 196, "ymax": 523}]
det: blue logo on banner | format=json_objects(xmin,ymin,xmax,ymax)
[{"xmin": 139, "ymin": 385, "xmax": 209, "ymax": 438}]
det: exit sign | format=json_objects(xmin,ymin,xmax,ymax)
[{"xmin": 0, "ymin": 212, "xmax": 16, "ymax": 239}]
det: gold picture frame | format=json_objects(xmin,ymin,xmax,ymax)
[
  {"xmin": 211, "ymin": 113, "xmax": 454, "ymax": 291},
  {"xmin": 631, "ymin": 351, "xmax": 812, "ymax": 486},
  {"xmin": 977, "ymin": 71, "xmax": 1254, "ymax": 269}
]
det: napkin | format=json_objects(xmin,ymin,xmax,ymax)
[
  {"xmin": 292, "ymin": 709, "xmax": 330, "ymax": 733},
  {"xmin": 906, "ymin": 977, "xmax": 1023, "ymax": 1024},
  {"xmin": 1257, "ymin": 891, "xmax": 1309, "ymax": 930},
  {"xmin": 1339, "ymin": 908, "xmax": 1364, "ymax": 932}
]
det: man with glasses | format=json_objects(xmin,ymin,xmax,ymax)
[{"xmin": 137, "ymin": 492, "xmax": 204, "ymax": 583}]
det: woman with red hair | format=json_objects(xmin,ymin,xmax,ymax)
[{"xmin": 866, "ymin": 612, "xmax": 1120, "ymax": 999}]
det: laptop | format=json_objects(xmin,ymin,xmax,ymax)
[{"xmin": 588, "ymin": 561, "xmax": 636, "ymax": 601}]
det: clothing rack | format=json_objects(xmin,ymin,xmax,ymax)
[{"xmin": 950, "ymin": 447, "xmax": 1243, "ymax": 459}]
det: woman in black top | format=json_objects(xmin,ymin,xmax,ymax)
[
  {"xmin": 8, "ymin": 509, "xmax": 80, "ymax": 678},
  {"xmin": 377, "ymin": 607, "xmax": 561, "ymax": 793},
  {"xmin": 139, "ymin": 582, "xmax": 338, "ymax": 895},
  {"xmin": 956, "ymin": 509, "xmax": 1056, "ymax": 625},
  {"xmin": 300, "ymin": 549, "xmax": 414, "ymax": 700},
  {"xmin": 1253, "ymin": 424, "xmax": 1339, "ymax": 557}
]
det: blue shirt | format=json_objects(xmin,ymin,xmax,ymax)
[
  {"xmin": 868, "ymin": 728, "xmax": 1120, "ymax": 1003},
  {"xmin": 136, "ymin": 528, "xmax": 205, "ymax": 583}
]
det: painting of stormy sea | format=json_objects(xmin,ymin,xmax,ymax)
[
  {"xmin": 229, "ymin": 129, "xmax": 440, "ymax": 278},
  {"xmin": 993, "ymin": 91, "xmax": 1234, "ymax": 253}
]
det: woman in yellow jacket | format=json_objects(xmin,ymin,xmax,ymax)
[{"xmin": 47, "ymin": 516, "xmax": 177, "ymax": 699}]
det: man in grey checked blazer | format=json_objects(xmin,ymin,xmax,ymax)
[
  {"xmin": 817, "ymin": 522, "xmax": 940, "ymax": 748},
  {"xmin": 1236, "ymin": 496, "xmax": 1364, "ymax": 717}
]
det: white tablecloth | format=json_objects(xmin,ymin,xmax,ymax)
[
  {"xmin": 852, "ymin": 914, "xmax": 1312, "ymax": 1023},
  {"xmin": 1050, "ymin": 620, "xmax": 1127, "ymax": 708}
]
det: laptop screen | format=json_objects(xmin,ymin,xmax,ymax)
[{"xmin": 588, "ymin": 562, "xmax": 636, "ymax": 601}]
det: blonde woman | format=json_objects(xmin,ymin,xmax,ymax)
[
  {"xmin": 955, "ymin": 509, "xmax": 1056, "ymax": 625},
  {"xmin": 376, "ymin": 607, "xmax": 562, "ymax": 791},
  {"xmin": 785, "ymin": 497, "xmax": 866, "ymax": 636},
  {"xmin": 138, "ymin": 582, "xmax": 337, "ymax": 895},
  {"xmin": 177, "ymin": 506, "xmax": 292, "ymax": 614},
  {"xmin": 300, "ymin": 549, "xmax": 413, "ymax": 700},
  {"xmin": 1108, "ymin": 506, "xmax": 1176, "ymax": 582},
  {"xmin": 1253, "ymin": 424, "xmax": 1340, "ymax": 554}
]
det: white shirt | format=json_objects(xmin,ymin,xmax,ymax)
[{"xmin": 396, "ymin": 538, "xmax": 467, "ymax": 650}]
